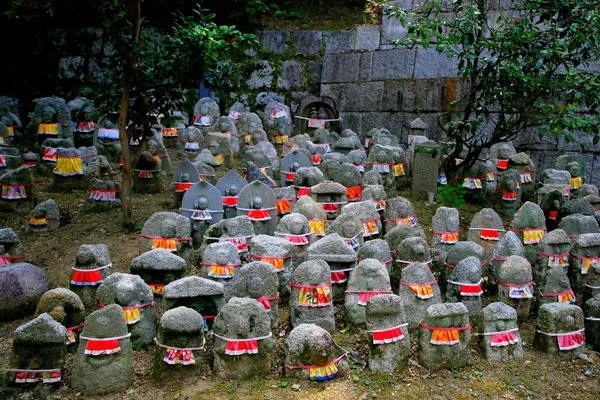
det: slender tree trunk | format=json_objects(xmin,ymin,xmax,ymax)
[{"xmin": 118, "ymin": 0, "xmax": 142, "ymax": 231}]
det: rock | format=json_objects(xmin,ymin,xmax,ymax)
[
  {"xmin": 153, "ymin": 307, "xmax": 206, "ymax": 379},
  {"xmin": 71, "ymin": 304, "xmax": 134, "ymax": 395},
  {"xmin": 226, "ymin": 261, "xmax": 280, "ymax": 328},
  {"xmin": 568, "ymin": 233, "xmax": 600, "ymax": 295},
  {"xmin": 365, "ymin": 294, "xmax": 410, "ymax": 373},
  {"xmin": 0, "ymin": 165, "xmax": 38, "ymax": 214},
  {"xmin": 384, "ymin": 224, "xmax": 425, "ymax": 259},
  {"xmin": 83, "ymin": 178, "xmax": 121, "ymax": 213},
  {"xmin": 342, "ymin": 200, "xmax": 382, "ymax": 240},
  {"xmin": 275, "ymin": 213, "xmax": 311, "ymax": 269},
  {"xmin": 534, "ymin": 303, "xmax": 585, "ymax": 360},
  {"xmin": 96, "ymin": 273, "xmax": 156, "ymax": 345},
  {"xmin": 560, "ymin": 199, "xmax": 595, "ymax": 218},
  {"xmin": 292, "ymin": 195, "xmax": 327, "ymax": 237},
  {"xmin": 249, "ymin": 235, "xmax": 294, "ymax": 300},
  {"xmin": 418, "ymin": 303, "xmax": 471, "ymax": 370},
  {"xmin": 25, "ymin": 199, "xmax": 60, "ymax": 232},
  {"xmin": 383, "ymin": 196, "xmax": 418, "ymax": 233},
  {"xmin": 308, "ymin": 233, "xmax": 357, "ymax": 303},
  {"xmin": 212, "ymin": 297, "xmax": 273, "ymax": 379},
  {"xmin": 476, "ymin": 302, "xmax": 523, "ymax": 361},
  {"xmin": 35, "ymin": 288, "xmax": 85, "ymax": 344},
  {"xmin": 357, "ymin": 239, "xmax": 393, "ymax": 274},
  {"xmin": 442, "ymin": 241, "xmax": 485, "ymax": 292},
  {"xmin": 558, "ymin": 213, "xmax": 599, "ymax": 242},
  {"xmin": 202, "ymin": 215, "xmax": 255, "ymax": 255},
  {"xmin": 584, "ymin": 296, "xmax": 600, "ymax": 350},
  {"xmin": 398, "ymin": 262, "xmax": 442, "ymax": 330},
  {"xmin": 327, "ymin": 212, "xmax": 364, "ymax": 250},
  {"xmin": 510, "ymin": 201, "xmax": 547, "ymax": 265},
  {"xmin": 310, "ymin": 181, "xmax": 347, "ymax": 220},
  {"xmin": 52, "ymin": 147, "xmax": 99, "ymax": 191},
  {"xmin": 0, "ymin": 227, "xmax": 25, "ymax": 264},
  {"xmin": 534, "ymin": 229, "xmax": 570, "ymax": 284},
  {"xmin": 139, "ymin": 212, "xmax": 192, "ymax": 262},
  {"xmin": 130, "ymin": 249, "xmax": 187, "ymax": 298},
  {"xmin": 493, "ymin": 169, "xmax": 522, "ymax": 218},
  {"xmin": 199, "ymin": 242, "xmax": 241, "ymax": 288},
  {"xmin": 163, "ymin": 276, "xmax": 225, "ymax": 331},
  {"xmin": 395, "ymin": 236, "xmax": 432, "ymax": 273},
  {"xmin": 496, "ymin": 256, "xmax": 534, "ymax": 322},
  {"xmin": 7, "ymin": 313, "xmax": 67, "ymax": 385},
  {"xmin": 537, "ymin": 264, "xmax": 574, "ymax": 309},
  {"xmin": 93, "ymin": 114, "xmax": 122, "ymax": 163},
  {"xmin": 0, "ymin": 263, "xmax": 49, "ymax": 319},
  {"xmin": 345, "ymin": 259, "xmax": 392, "ymax": 329},
  {"xmin": 69, "ymin": 244, "xmax": 113, "ymax": 309},
  {"xmin": 509, "ymin": 152, "xmax": 536, "ymax": 203},
  {"xmin": 431, "ymin": 207, "xmax": 460, "ymax": 266},
  {"xmin": 466, "ymin": 208, "xmax": 505, "ymax": 263},
  {"xmin": 289, "ymin": 260, "xmax": 335, "ymax": 333},
  {"xmin": 489, "ymin": 231, "xmax": 524, "ymax": 285},
  {"xmin": 238, "ymin": 180, "xmax": 278, "ymax": 235},
  {"xmin": 412, "ymin": 141, "xmax": 441, "ymax": 200},
  {"xmin": 446, "ymin": 257, "xmax": 483, "ymax": 317},
  {"xmin": 284, "ymin": 323, "xmax": 348, "ymax": 380}
]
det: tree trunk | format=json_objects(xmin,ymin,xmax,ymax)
[
  {"xmin": 118, "ymin": 79, "xmax": 134, "ymax": 230},
  {"xmin": 118, "ymin": 0, "xmax": 143, "ymax": 231}
]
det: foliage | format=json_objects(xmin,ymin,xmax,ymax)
[
  {"xmin": 92, "ymin": 5, "xmax": 256, "ymax": 129},
  {"xmin": 436, "ymin": 184, "xmax": 467, "ymax": 209},
  {"xmin": 414, "ymin": 144, "xmax": 439, "ymax": 158},
  {"xmin": 387, "ymin": 0, "xmax": 600, "ymax": 182}
]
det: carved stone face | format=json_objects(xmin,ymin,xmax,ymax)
[
  {"xmin": 226, "ymin": 185, "xmax": 238, "ymax": 196},
  {"xmin": 180, "ymin": 172, "xmax": 190, "ymax": 182},
  {"xmin": 497, "ymin": 146, "xmax": 513, "ymax": 159},
  {"xmin": 195, "ymin": 196, "xmax": 208, "ymax": 210},
  {"xmin": 160, "ymin": 220, "xmax": 177, "ymax": 238},
  {"xmin": 567, "ymin": 162, "xmax": 581, "ymax": 177},
  {"xmin": 291, "ymin": 161, "xmax": 300, "ymax": 172},
  {"xmin": 215, "ymin": 249, "xmax": 229, "ymax": 265},
  {"xmin": 42, "ymin": 107, "xmax": 57, "ymax": 123},
  {"xmin": 209, "ymin": 141, "xmax": 219, "ymax": 155},
  {"xmin": 147, "ymin": 140, "xmax": 158, "ymax": 155},
  {"xmin": 252, "ymin": 195, "xmax": 263, "ymax": 209}
]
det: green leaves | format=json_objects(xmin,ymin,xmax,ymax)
[{"xmin": 383, "ymin": 0, "xmax": 600, "ymax": 173}]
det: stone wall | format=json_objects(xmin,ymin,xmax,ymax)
[
  {"xmin": 50, "ymin": 2, "xmax": 600, "ymax": 186},
  {"xmin": 241, "ymin": 1, "xmax": 600, "ymax": 186}
]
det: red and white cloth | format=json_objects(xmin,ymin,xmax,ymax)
[
  {"xmin": 477, "ymin": 328, "xmax": 520, "ymax": 347},
  {"xmin": 536, "ymin": 328, "xmax": 585, "ymax": 351},
  {"xmin": 345, "ymin": 290, "xmax": 393, "ymax": 306},
  {"xmin": 213, "ymin": 332, "xmax": 272, "ymax": 356},
  {"xmin": 447, "ymin": 278, "xmax": 484, "ymax": 297},
  {"xmin": 367, "ymin": 324, "xmax": 408, "ymax": 345},
  {"xmin": 70, "ymin": 263, "xmax": 112, "ymax": 286},
  {"xmin": 81, "ymin": 333, "xmax": 131, "ymax": 356}
]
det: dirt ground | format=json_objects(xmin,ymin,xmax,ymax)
[{"xmin": 1, "ymin": 158, "xmax": 600, "ymax": 400}]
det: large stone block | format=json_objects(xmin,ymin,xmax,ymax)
[
  {"xmin": 324, "ymin": 30, "xmax": 355, "ymax": 54},
  {"xmin": 327, "ymin": 82, "xmax": 385, "ymax": 113},
  {"xmin": 248, "ymin": 60, "xmax": 274, "ymax": 89},
  {"xmin": 295, "ymin": 31, "xmax": 322, "ymax": 56},
  {"xmin": 277, "ymin": 60, "xmax": 306, "ymax": 90},
  {"xmin": 381, "ymin": 1, "xmax": 412, "ymax": 45},
  {"xmin": 356, "ymin": 25, "xmax": 381, "ymax": 50},
  {"xmin": 261, "ymin": 31, "xmax": 290, "ymax": 53},
  {"xmin": 371, "ymin": 49, "xmax": 416, "ymax": 80},
  {"xmin": 321, "ymin": 53, "xmax": 361, "ymax": 84},
  {"xmin": 414, "ymin": 48, "xmax": 459, "ymax": 79}
]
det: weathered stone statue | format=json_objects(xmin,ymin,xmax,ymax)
[{"xmin": 212, "ymin": 297, "xmax": 273, "ymax": 379}]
